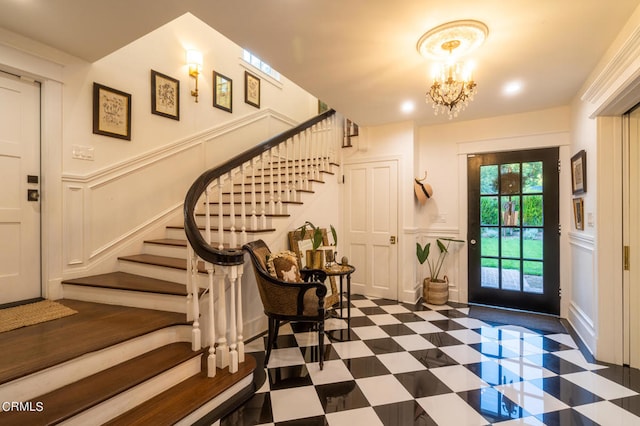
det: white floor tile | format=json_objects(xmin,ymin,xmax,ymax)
[
  {"xmin": 377, "ymin": 351, "xmax": 426, "ymax": 374},
  {"xmin": 422, "ymin": 303, "xmax": 453, "ymax": 311},
  {"xmin": 368, "ymin": 313, "xmax": 401, "ymax": 326},
  {"xmin": 497, "ymin": 357, "xmax": 556, "ymax": 380},
  {"xmin": 562, "ymin": 371, "xmax": 639, "ymax": 400},
  {"xmin": 405, "ymin": 320, "xmax": 443, "ymax": 334},
  {"xmin": 356, "ymin": 375, "xmax": 413, "ymax": 406},
  {"xmin": 574, "ymin": 400, "xmax": 640, "ymax": 425},
  {"xmin": 446, "ymin": 329, "xmax": 485, "ymax": 344},
  {"xmin": 266, "ymin": 347, "xmax": 305, "ymax": 368},
  {"xmin": 380, "ymin": 304, "xmax": 411, "ymax": 314},
  {"xmin": 307, "ymin": 359, "xmax": 355, "ymax": 385},
  {"xmin": 544, "ymin": 333, "xmax": 578, "ymax": 348},
  {"xmin": 457, "ymin": 307, "xmax": 470, "ymax": 315},
  {"xmin": 392, "ymin": 334, "xmax": 436, "ymax": 351},
  {"xmin": 294, "ymin": 330, "xmax": 320, "ymax": 347},
  {"xmin": 244, "ymin": 338, "xmax": 265, "ymax": 353},
  {"xmin": 440, "ymin": 344, "xmax": 489, "ymax": 365},
  {"xmin": 413, "ymin": 310, "xmax": 449, "ymax": 321},
  {"xmin": 417, "ymin": 393, "xmax": 488, "ymax": 426},
  {"xmin": 429, "ymin": 365, "xmax": 490, "ymax": 392},
  {"xmin": 494, "ymin": 381, "xmax": 569, "ymax": 415},
  {"xmin": 352, "ymin": 325, "xmax": 388, "ymax": 340},
  {"xmin": 325, "ymin": 317, "xmax": 348, "ymax": 330},
  {"xmin": 351, "ymin": 299, "xmax": 378, "ymax": 308},
  {"xmin": 553, "ymin": 349, "xmax": 607, "ymax": 371},
  {"xmin": 331, "ymin": 340, "xmax": 375, "ymax": 359},
  {"xmin": 492, "ymin": 416, "xmax": 545, "ymax": 426},
  {"xmin": 452, "ymin": 317, "xmax": 490, "ymax": 329},
  {"xmin": 499, "ymin": 339, "xmax": 547, "ymax": 356},
  {"xmin": 326, "ymin": 407, "xmax": 384, "ymax": 426},
  {"xmin": 269, "ymin": 385, "xmax": 325, "ymax": 422}
]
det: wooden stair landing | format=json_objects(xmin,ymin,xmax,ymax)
[{"xmin": 0, "ymin": 299, "xmax": 187, "ymax": 385}]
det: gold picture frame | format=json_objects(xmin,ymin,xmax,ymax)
[
  {"xmin": 244, "ymin": 71, "xmax": 260, "ymax": 108},
  {"xmin": 571, "ymin": 150, "xmax": 587, "ymax": 194},
  {"xmin": 151, "ymin": 70, "xmax": 179, "ymax": 120},
  {"xmin": 573, "ymin": 197, "xmax": 584, "ymax": 230},
  {"xmin": 213, "ymin": 71, "xmax": 232, "ymax": 113},
  {"xmin": 288, "ymin": 229, "xmax": 339, "ymax": 308},
  {"xmin": 93, "ymin": 82, "xmax": 131, "ymax": 140}
]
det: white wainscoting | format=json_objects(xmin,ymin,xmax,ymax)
[
  {"xmin": 415, "ymin": 228, "xmax": 464, "ymax": 304},
  {"xmin": 567, "ymin": 231, "xmax": 597, "ymax": 355}
]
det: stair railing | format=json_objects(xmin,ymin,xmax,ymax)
[{"xmin": 184, "ymin": 109, "xmax": 338, "ymax": 376}]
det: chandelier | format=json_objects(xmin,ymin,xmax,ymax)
[{"xmin": 417, "ymin": 20, "xmax": 488, "ymax": 119}]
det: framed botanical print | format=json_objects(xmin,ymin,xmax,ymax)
[
  {"xmin": 244, "ymin": 71, "xmax": 260, "ymax": 108},
  {"xmin": 93, "ymin": 82, "xmax": 132, "ymax": 140},
  {"xmin": 151, "ymin": 70, "xmax": 180, "ymax": 120},
  {"xmin": 571, "ymin": 150, "xmax": 587, "ymax": 194},
  {"xmin": 213, "ymin": 71, "xmax": 232, "ymax": 113},
  {"xmin": 573, "ymin": 197, "xmax": 584, "ymax": 230}
]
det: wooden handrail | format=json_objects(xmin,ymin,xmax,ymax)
[{"xmin": 183, "ymin": 109, "xmax": 336, "ymax": 266}]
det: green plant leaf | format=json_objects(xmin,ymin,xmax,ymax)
[
  {"xmin": 330, "ymin": 224, "xmax": 337, "ymax": 246},
  {"xmin": 416, "ymin": 242, "xmax": 430, "ymax": 264}
]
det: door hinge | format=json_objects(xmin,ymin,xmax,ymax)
[
  {"xmin": 558, "ymin": 159, "xmax": 561, "ymax": 173},
  {"xmin": 558, "ymin": 223, "xmax": 562, "ymax": 235},
  {"xmin": 624, "ymin": 245, "xmax": 630, "ymax": 271},
  {"xmin": 559, "ymin": 287, "xmax": 562, "ymax": 298},
  {"xmin": 342, "ymin": 175, "xmax": 345, "ymax": 184}
]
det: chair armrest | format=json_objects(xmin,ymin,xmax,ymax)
[{"xmin": 301, "ymin": 268, "xmax": 327, "ymax": 283}]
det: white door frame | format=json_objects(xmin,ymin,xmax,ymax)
[{"xmin": 342, "ymin": 155, "xmax": 400, "ymax": 300}]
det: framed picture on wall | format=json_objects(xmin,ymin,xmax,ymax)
[
  {"xmin": 213, "ymin": 71, "xmax": 232, "ymax": 113},
  {"xmin": 151, "ymin": 70, "xmax": 180, "ymax": 120},
  {"xmin": 573, "ymin": 197, "xmax": 584, "ymax": 230},
  {"xmin": 244, "ymin": 71, "xmax": 260, "ymax": 108},
  {"xmin": 93, "ymin": 82, "xmax": 132, "ymax": 140},
  {"xmin": 571, "ymin": 150, "xmax": 587, "ymax": 194}
]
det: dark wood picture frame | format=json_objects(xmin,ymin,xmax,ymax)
[
  {"xmin": 93, "ymin": 82, "xmax": 132, "ymax": 140},
  {"xmin": 288, "ymin": 229, "xmax": 338, "ymax": 307},
  {"xmin": 573, "ymin": 197, "xmax": 584, "ymax": 230},
  {"xmin": 151, "ymin": 70, "xmax": 180, "ymax": 121},
  {"xmin": 213, "ymin": 71, "xmax": 233, "ymax": 113},
  {"xmin": 244, "ymin": 71, "xmax": 260, "ymax": 108},
  {"xmin": 318, "ymin": 100, "xmax": 329, "ymax": 114},
  {"xmin": 571, "ymin": 150, "xmax": 587, "ymax": 194}
]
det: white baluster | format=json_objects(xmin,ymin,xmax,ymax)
[
  {"xmin": 240, "ymin": 164, "xmax": 247, "ymax": 246},
  {"xmin": 207, "ymin": 263, "xmax": 216, "ymax": 377},
  {"xmin": 229, "ymin": 171, "xmax": 237, "ymax": 249},
  {"xmin": 186, "ymin": 245, "xmax": 194, "ymax": 323},
  {"xmin": 260, "ymin": 153, "xmax": 268, "ymax": 229},
  {"xmin": 190, "ymin": 246, "xmax": 201, "ymax": 351},
  {"xmin": 269, "ymin": 148, "xmax": 276, "ymax": 214},
  {"xmin": 236, "ymin": 263, "xmax": 245, "ymax": 364},
  {"xmin": 250, "ymin": 158, "xmax": 258, "ymax": 231},
  {"xmin": 215, "ymin": 267, "xmax": 229, "ymax": 368},
  {"xmin": 228, "ymin": 265, "xmax": 238, "ymax": 373},
  {"xmin": 276, "ymin": 144, "xmax": 283, "ymax": 214},
  {"xmin": 218, "ymin": 180, "xmax": 224, "ymax": 250}
]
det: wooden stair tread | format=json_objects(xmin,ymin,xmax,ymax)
[
  {"xmin": 118, "ymin": 254, "xmax": 195, "ymax": 272},
  {"xmin": 0, "ymin": 300, "xmax": 187, "ymax": 385},
  {"xmin": 209, "ymin": 200, "xmax": 303, "ymax": 205},
  {"xmin": 63, "ymin": 271, "xmax": 191, "ymax": 296},
  {"xmin": 146, "ymin": 238, "xmax": 187, "ymax": 247},
  {"xmin": 104, "ymin": 355, "xmax": 256, "ymax": 426},
  {"xmin": 196, "ymin": 212, "xmax": 290, "ymax": 218},
  {"xmin": 0, "ymin": 343, "xmax": 202, "ymax": 425},
  {"xmin": 167, "ymin": 225, "xmax": 276, "ymax": 234}
]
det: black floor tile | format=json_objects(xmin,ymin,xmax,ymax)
[
  {"xmin": 430, "ymin": 319, "xmax": 467, "ymax": 331},
  {"xmin": 315, "ymin": 381, "xmax": 369, "ymax": 413},
  {"xmin": 410, "ymin": 348, "xmax": 459, "ymax": 369},
  {"xmin": 529, "ymin": 376, "xmax": 603, "ymax": 407},
  {"xmin": 524, "ymin": 353, "xmax": 587, "ymax": 375},
  {"xmin": 276, "ymin": 415, "xmax": 328, "ymax": 426},
  {"xmin": 221, "ymin": 392, "xmax": 273, "ymax": 426},
  {"xmin": 349, "ymin": 316, "xmax": 376, "ymax": 327},
  {"xmin": 390, "ymin": 312, "xmax": 425, "ymax": 323},
  {"xmin": 535, "ymin": 408, "xmax": 599, "ymax": 426},
  {"xmin": 267, "ymin": 365, "xmax": 313, "ymax": 390},
  {"xmin": 342, "ymin": 355, "xmax": 391, "ymax": 378},
  {"xmin": 465, "ymin": 360, "xmax": 523, "ymax": 386},
  {"xmin": 380, "ymin": 323, "xmax": 416, "ymax": 336},
  {"xmin": 420, "ymin": 331, "xmax": 463, "ymax": 347},
  {"xmin": 611, "ymin": 394, "xmax": 640, "ymax": 417},
  {"xmin": 364, "ymin": 337, "xmax": 405, "ymax": 354},
  {"xmin": 374, "ymin": 400, "xmax": 437, "ymax": 426},
  {"xmin": 469, "ymin": 341, "xmax": 520, "ymax": 359},
  {"xmin": 457, "ymin": 387, "xmax": 530, "ymax": 423},
  {"xmin": 395, "ymin": 369, "xmax": 452, "ymax": 398}
]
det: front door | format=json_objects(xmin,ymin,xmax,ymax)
[
  {"xmin": 0, "ymin": 72, "xmax": 41, "ymax": 305},
  {"xmin": 467, "ymin": 148, "xmax": 560, "ymax": 315},
  {"xmin": 343, "ymin": 159, "xmax": 398, "ymax": 300}
]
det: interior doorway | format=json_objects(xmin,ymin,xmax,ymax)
[
  {"xmin": 467, "ymin": 148, "xmax": 560, "ymax": 315},
  {"xmin": 0, "ymin": 71, "xmax": 42, "ymax": 305}
]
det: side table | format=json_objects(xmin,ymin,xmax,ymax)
[{"xmin": 323, "ymin": 263, "xmax": 355, "ymax": 341}]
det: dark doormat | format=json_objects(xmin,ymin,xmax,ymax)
[{"xmin": 468, "ymin": 305, "xmax": 566, "ymax": 334}]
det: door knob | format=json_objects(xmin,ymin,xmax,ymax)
[
  {"xmin": 27, "ymin": 189, "xmax": 39, "ymax": 201},
  {"xmin": 470, "ymin": 239, "xmax": 477, "ymax": 245}
]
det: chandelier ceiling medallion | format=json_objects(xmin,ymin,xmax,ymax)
[{"xmin": 417, "ymin": 20, "xmax": 488, "ymax": 119}]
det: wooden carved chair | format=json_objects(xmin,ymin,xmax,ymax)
[{"xmin": 243, "ymin": 239, "xmax": 328, "ymax": 369}]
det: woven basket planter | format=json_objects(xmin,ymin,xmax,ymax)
[{"xmin": 423, "ymin": 276, "xmax": 449, "ymax": 305}]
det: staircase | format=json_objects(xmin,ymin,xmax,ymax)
[{"xmin": 0, "ymin": 110, "xmax": 340, "ymax": 424}]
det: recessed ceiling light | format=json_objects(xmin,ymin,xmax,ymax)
[
  {"xmin": 401, "ymin": 101, "xmax": 415, "ymax": 113},
  {"xmin": 503, "ymin": 81, "xmax": 523, "ymax": 96}
]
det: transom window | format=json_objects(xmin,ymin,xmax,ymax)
[{"xmin": 242, "ymin": 49, "xmax": 281, "ymax": 81}]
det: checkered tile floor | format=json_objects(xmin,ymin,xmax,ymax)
[{"xmin": 220, "ymin": 295, "xmax": 640, "ymax": 425}]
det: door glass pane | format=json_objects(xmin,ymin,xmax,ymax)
[
  {"xmin": 481, "ymin": 227, "xmax": 499, "ymax": 257},
  {"xmin": 481, "ymin": 258, "xmax": 498, "ymax": 288},
  {"xmin": 501, "ymin": 230, "xmax": 520, "ymax": 258},
  {"xmin": 501, "ymin": 196, "xmax": 520, "ymax": 227},
  {"xmin": 523, "ymin": 229, "xmax": 543, "ymax": 260},
  {"xmin": 501, "ymin": 259, "xmax": 521, "ymax": 291},
  {"xmin": 500, "ymin": 164, "xmax": 520, "ymax": 195},
  {"xmin": 522, "ymin": 162, "xmax": 543, "ymax": 193},
  {"xmin": 481, "ymin": 165, "xmax": 498, "ymax": 194},
  {"xmin": 523, "ymin": 195, "xmax": 543, "ymax": 226},
  {"xmin": 524, "ymin": 260, "xmax": 543, "ymax": 293},
  {"xmin": 481, "ymin": 196, "xmax": 499, "ymax": 225}
]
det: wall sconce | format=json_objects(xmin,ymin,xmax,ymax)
[{"xmin": 186, "ymin": 49, "xmax": 203, "ymax": 103}]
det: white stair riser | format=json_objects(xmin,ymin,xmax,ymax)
[
  {"xmin": 64, "ymin": 355, "xmax": 202, "ymax": 426},
  {"xmin": 118, "ymin": 260, "xmax": 189, "ymax": 285},
  {"xmin": 62, "ymin": 284, "xmax": 187, "ymax": 313},
  {"xmin": 215, "ymin": 191, "xmax": 304, "ymax": 204},
  {"xmin": 0, "ymin": 326, "xmax": 192, "ymax": 403},
  {"xmin": 207, "ymin": 203, "xmax": 289, "ymax": 216},
  {"xmin": 195, "ymin": 215, "xmax": 274, "ymax": 230},
  {"xmin": 144, "ymin": 242, "xmax": 187, "ymax": 258}
]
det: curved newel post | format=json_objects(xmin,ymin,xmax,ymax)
[
  {"xmin": 188, "ymin": 245, "xmax": 201, "ymax": 351},
  {"xmin": 235, "ymin": 263, "xmax": 245, "ymax": 363}
]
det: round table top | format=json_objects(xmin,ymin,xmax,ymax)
[{"xmin": 323, "ymin": 263, "xmax": 355, "ymax": 276}]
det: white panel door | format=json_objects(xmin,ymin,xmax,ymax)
[
  {"xmin": 343, "ymin": 160, "xmax": 398, "ymax": 300},
  {"xmin": 0, "ymin": 73, "xmax": 41, "ymax": 304},
  {"xmin": 626, "ymin": 106, "xmax": 640, "ymax": 369}
]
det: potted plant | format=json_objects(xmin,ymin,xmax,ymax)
[
  {"xmin": 296, "ymin": 221, "xmax": 337, "ymax": 269},
  {"xmin": 416, "ymin": 237, "xmax": 464, "ymax": 304}
]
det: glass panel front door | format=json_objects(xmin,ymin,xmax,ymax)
[{"xmin": 468, "ymin": 148, "xmax": 560, "ymax": 315}]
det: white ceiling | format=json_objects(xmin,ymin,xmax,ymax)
[{"xmin": 1, "ymin": 0, "xmax": 639, "ymax": 126}]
